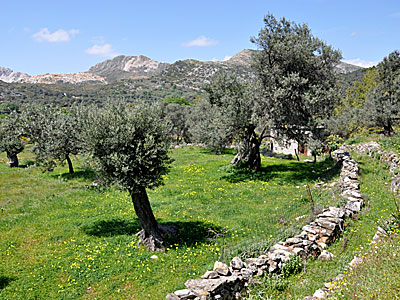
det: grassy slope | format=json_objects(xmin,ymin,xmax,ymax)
[
  {"xmin": 0, "ymin": 147, "xmax": 340, "ymax": 300},
  {"xmin": 245, "ymin": 151, "xmax": 400, "ymax": 299}
]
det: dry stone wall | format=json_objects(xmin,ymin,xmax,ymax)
[
  {"xmin": 166, "ymin": 149, "xmax": 363, "ymax": 300},
  {"xmin": 305, "ymin": 142, "xmax": 399, "ymax": 299},
  {"xmin": 342, "ymin": 142, "xmax": 400, "ymax": 192}
]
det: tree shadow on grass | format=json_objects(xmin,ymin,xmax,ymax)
[
  {"xmin": 51, "ymin": 169, "xmax": 96, "ymax": 181},
  {"xmin": 0, "ymin": 275, "xmax": 15, "ymax": 290},
  {"xmin": 18, "ymin": 160, "xmax": 35, "ymax": 168},
  {"xmin": 222, "ymin": 158, "xmax": 341, "ymax": 185},
  {"xmin": 81, "ymin": 219, "xmax": 141, "ymax": 237},
  {"xmin": 81, "ymin": 218, "xmax": 220, "ymax": 247},
  {"xmin": 163, "ymin": 220, "xmax": 223, "ymax": 247},
  {"xmin": 199, "ymin": 147, "xmax": 235, "ymax": 155}
]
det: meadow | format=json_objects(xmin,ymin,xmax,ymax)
[
  {"xmin": 0, "ymin": 146, "xmax": 343, "ymax": 300},
  {"xmin": 244, "ymin": 150, "xmax": 400, "ymax": 299}
]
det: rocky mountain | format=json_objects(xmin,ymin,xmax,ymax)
[
  {"xmin": 1, "ymin": 49, "xmax": 362, "ymax": 87},
  {"xmin": 84, "ymin": 51, "xmax": 255, "ymax": 90},
  {"xmin": 224, "ymin": 49, "xmax": 257, "ymax": 66},
  {"xmin": 0, "ymin": 67, "xmax": 105, "ymax": 85},
  {"xmin": 88, "ymin": 55, "xmax": 169, "ymax": 82},
  {"xmin": 0, "ymin": 49, "xmax": 365, "ymax": 106},
  {"xmin": 335, "ymin": 61, "xmax": 363, "ymax": 74},
  {"xmin": 26, "ymin": 72, "xmax": 106, "ymax": 84},
  {"xmin": 0, "ymin": 67, "xmax": 30, "ymax": 83},
  {"xmin": 155, "ymin": 58, "xmax": 253, "ymax": 91}
]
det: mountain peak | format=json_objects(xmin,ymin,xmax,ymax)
[
  {"xmin": 87, "ymin": 55, "xmax": 170, "ymax": 81},
  {"xmin": 0, "ymin": 67, "xmax": 30, "ymax": 83},
  {"xmin": 225, "ymin": 49, "xmax": 257, "ymax": 65}
]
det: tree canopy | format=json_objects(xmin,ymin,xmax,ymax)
[
  {"xmin": 82, "ymin": 100, "xmax": 174, "ymax": 250},
  {"xmin": 0, "ymin": 111, "xmax": 25, "ymax": 167},
  {"xmin": 189, "ymin": 71, "xmax": 255, "ymax": 155},
  {"xmin": 251, "ymin": 13, "xmax": 342, "ymax": 145},
  {"xmin": 21, "ymin": 104, "xmax": 82, "ymax": 173},
  {"xmin": 363, "ymin": 50, "xmax": 400, "ymax": 135},
  {"xmin": 191, "ymin": 13, "xmax": 342, "ymax": 169},
  {"xmin": 329, "ymin": 50, "xmax": 400, "ymax": 137}
]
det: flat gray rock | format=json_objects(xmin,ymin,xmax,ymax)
[
  {"xmin": 230, "ymin": 256, "xmax": 244, "ymax": 270},
  {"xmin": 213, "ymin": 261, "xmax": 230, "ymax": 276}
]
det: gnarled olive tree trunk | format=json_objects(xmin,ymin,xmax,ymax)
[
  {"xmin": 383, "ymin": 122, "xmax": 395, "ymax": 136},
  {"xmin": 230, "ymin": 127, "xmax": 262, "ymax": 171},
  {"xmin": 66, "ymin": 154, "xmax": 74, "ymax": 174},
  {"xmin": 7, "ymin": 152, "xmax": 19, "ymax": 168},
  {"xmin": 130, "ymin": 187, "xmax": 176, "ymax": 251}
]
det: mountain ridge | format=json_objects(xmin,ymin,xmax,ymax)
[
  {"xmin": 1, "ymin": 49, "xmax": 363, "ymax": 86},
  {"xmin": 0, "ymin": 67, "xmax": 105, "ymax": 85}
]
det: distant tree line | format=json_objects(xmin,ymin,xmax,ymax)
[{"xmin": 328, "ymin": 50, "xmax": 400, "ymax": 138}]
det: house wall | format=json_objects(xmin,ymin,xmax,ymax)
[{"xmin": 270, "ymin": 139, "xmax": 311, "ymax": 156}]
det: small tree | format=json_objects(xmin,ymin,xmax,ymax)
[
  {"xmin": 189, "ymin": 71, "xmax": 257, "ymax": 159},
  {"xmin": 307, "ymin": 136, "xmax": 324, "ymax": 163},
  {"xmin": 161, "ymin": 102, "xmax": 192, "ymax": 145},
  {"xmin": 83, "ymin": 101, "xmax": 174, "ymax": 250},
  {"xmin": 22, "ymin": 105, "xmax": 82, "ymax": 173},
  {"xmin": 0, "ymin": 111, "xmax": 25, "ymax": 167},
  {"xmin": 328, "ymin": 69, "xmax": 379, "ymax": 138},
  {"xmin": 326, "ymin": 134, "xmax": 344, "ymax": 158}
]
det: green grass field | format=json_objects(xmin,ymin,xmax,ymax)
[
  {"xmin": 244, "ymin": 152, "xmax": 400, "ymax": 299},
  {"xmin": 0, "ymin": 146, "xmax": 343, "ymax": 300}
]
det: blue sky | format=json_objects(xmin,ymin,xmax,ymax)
[{"xmin": 2, "ymin": 0, "xmax": 400, "ymax": 75}]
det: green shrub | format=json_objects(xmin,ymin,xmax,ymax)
[{"xmin": 281, "ymin": 255, "xmax": 303, "ymax": 278}]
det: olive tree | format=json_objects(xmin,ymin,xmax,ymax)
[
  {"xmin": 82, "ymin": 101, "xmax": 174, "ymax": 250},
  {"xmin": 250, "ymin": 14, "xmax": 341, "ymax": 163},
  {"xmin": 22, "ymin": 104, "xmax": 82, "ymax": 173},
  {"xmin": 191, "ymin": 14, "xmax": 341, "ymax": 170},
  {"xmin": 363, "ymin": 50, "xmax": 400, "ymax": 136},
  {"xmin": 0, "ymin": 111, "xmax": 25, "ymax": 167},
  {"xmin": 189, "ymin": 71, "xmax": 255, "ymax": 157},
  {"xmin": 161, "ymin": 102, "xmax": 192, "ymax": 145}
]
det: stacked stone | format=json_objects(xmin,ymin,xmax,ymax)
[
  {"xmin": 344, "ymin": 142, "xmax": 400, "ymax": 192},
  {"xmin": 301, "ymin": 149, "xmax": 365, "ymax": 299},
  {"xmin": 305, "ymin": 143, "xmax": 400, "ymax": 300},
  {"xmin": 334, "ymin": 149, "xmax": 365, "ymax": 217},
  {"xmin": 167, "ymin": 150, "xmax": 362, "ymax": 300}
]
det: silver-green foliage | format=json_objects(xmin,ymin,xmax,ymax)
[
  {"xmin": 82, "ymin": 100, "xmax": 172, "ymax": 192},
  {"xmin": 363, "ymin": 50, "xmax": 400, "ymax": 135},
  {"xmin": 189, "ymin": 71, "xmax": 254, "ymax": 154},
  {"xmin": 0, "ymin": 111, "xmax": 25, "ymax": 159},
  {"xmin": 22, "ymin": 104, "xmax": 82, "ymax": 172},
  {"xmin": 161, "ymin": 102, "xmax": 192, "ymax": 144},
  {"xmin": 251, "ymin": 13, "xmax": 342, "ymax": 144},
  {"xmin": 191, "ymin": 14, "xmax": 341, "ymax": 166}
]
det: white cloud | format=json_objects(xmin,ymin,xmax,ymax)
[
  {"xmin": 350, "ymin": 32, "xmax": 357, "ymax": 37},
  {"xmin": 85, "ymin": 44, "xmax": 119, "ymax": 58},
  {"xmin": 223, "ymin": 55, "xmax": 232, "ymax": 61},
  {"xmin": 343, "ymin": 58, "xmax": 379, "ymax": 68},
  {"xmin": 182, "ymin": 36, "xmax": 219, "ymax": 47},
  {"xmin": 391, "ymin": 12, "xmax": 400, "ymax": 17},
  {"xmin": 32, "ymin": 28, "xmax": 79, "ymax": 42},
  {"xmin": 90, "ymin": 36, "xmax": 105, "ymax": 44}
]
